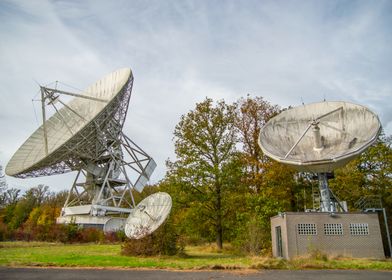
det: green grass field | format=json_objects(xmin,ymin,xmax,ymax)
[{"xmin": 0, "ymin": 242, "xmax": 391, "ymax": 270}]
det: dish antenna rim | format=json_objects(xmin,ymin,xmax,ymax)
[{"xmin": 258, "ymin": 100, "xmax": 382, "ymax": 173}]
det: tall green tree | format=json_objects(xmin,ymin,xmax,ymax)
[{"xmin": 168, "ymin": 98, "xmax": 240, "ymax": 249}]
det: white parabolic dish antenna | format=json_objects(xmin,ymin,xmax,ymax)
[
  {"xmin": 259, "ymin": 101, "xmax": 382, "ymax": 173},
  {"xmin": 5, "ymin": 68, "xmax": 172, "ymax": 237},
  {"xmin": 125, "ymin": 192, "xmax": 172, "ymax": 239},
  {"xmin": 6, "ymin": 68, "xmax": 133, "ymax": 177}
]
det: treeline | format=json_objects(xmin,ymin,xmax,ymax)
[
  {"xmin": 0, "ymin": 183, "xmax": 125, "ymax": 243},
  {"xmin": 1, "ymin": 96, "xmax": 391, "ymax": 254},
  {"xmin": 156, "ymin": 97, "xmax": 392, "ymax": 253}
]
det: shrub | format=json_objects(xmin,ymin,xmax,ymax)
[
  {"xmin": 121, "ymin": 221, "xmax": 183, "ymax": 256},
  {"xmin": 104, "ymin": 230, "xmax": 126, "ymax": 243},
  {"xmin": 64, "ymin": 223, "xmax": 79, "ymax": 242},
  {"xmin": 47, "ymin": 224, "xmax": 68, "ymax": 242},
  {"xmin": 232, "ymin": 215, "xmax": 271, "ymax": 255},
  {"xmin": 78, "ymin": 227, "xmax": 104, "ymax": 243},
  {"xmin": 0, "ymin": 221, "xmax": 12, "ymax": 241}
]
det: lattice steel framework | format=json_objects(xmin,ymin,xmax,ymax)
[
  {"xmin": 62, "ymin": 130, "xmax": 156, "ymax": 216},
  {"xmin": 21, "ymin": 71, "xmax": 156, "ymax": 218},
  {"xmin": 14, "ymin": 74, "xmax": 134, "ymax": 178}
]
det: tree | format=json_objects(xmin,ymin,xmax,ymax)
[
  {"xmin": 330, "ymin": 134, "xmax": 392, "ymax": 211},
  {"xmin": 359, "ymin": 135, "xmax": 392, "ymax": 208},
  {"xmin": 27, "ymin": 184, "xmax": 50, "ymax": 205},
  {"xmin": 4, "ymin": 188, "xmax": 20, "ymax": 205},
  {"xmin": 234, "ymin": 96, "xmax": 280, "ymax": 192},
  {"xmin": 168, "ymin": 98, "xmax": 241, "ymax": 250},
  {"xmin": 0, "ymin": 165, "xmax": 21, "ymax": 207},
  {"xmin": 7, "ymin": 185, "xmax": 50, "ymax": 230}
]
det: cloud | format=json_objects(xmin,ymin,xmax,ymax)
[{"xmin": 0, "ymin": 0, "xmax": 391, "ymax": 193}]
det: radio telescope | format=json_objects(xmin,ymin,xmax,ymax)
[
  {"xmin": 259, "ymin": 101, "xmax": 381, "ymax": 212},
  {"xmin": 6, "ymin": 68, "xmax": 172, "ymax": 238}
]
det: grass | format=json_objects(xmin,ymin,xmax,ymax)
[{"xmin": 0, "ymin": 241, "xmax": 391, "ymax": 270}]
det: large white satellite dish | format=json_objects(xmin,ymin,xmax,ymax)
[
  {"xmin": 259, "ymin": 101, "xmax": 381, "ymax": 212},
  {"xmin": 6, "ymin": 68, "xmax": 132, "ymax": 177},
  {"xmin": 259, "ymin": 101, "xmax": 381, "ymax": 173},
  {"xmin": 6, "ymin": 68, "xmax": 172, "ymax": 236}
]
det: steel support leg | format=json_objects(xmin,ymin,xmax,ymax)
[{"xmin": 318, "ymin": 173, "xmax": 334, "ymax": 212}]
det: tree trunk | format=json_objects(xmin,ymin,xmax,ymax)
[
  {"xmin": 216, "ymin": 220, "xmax": 223, "ymax": 250},
  {"xmin": 215, "ymin": 182, "xmax": 223, "ymax": 250},
  {"xmin": 290, "ymin": 185, "xmax": 296, "ymax": 211}
]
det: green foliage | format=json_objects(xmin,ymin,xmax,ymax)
[
  {"xmin": 165, "ymin": 96, "xmax": 306, "ymax": 253},
  {"xmin": 168, "ymin": 98, "xmax": 242, "ymax": 249},
  {"xmin": 330, "ymin": 134, "xmax": 392, "ymax": 211},
  {"xmin": 8, "ymin": 197, "xmax": 35, "ymax": 230},
  {"xmin": 1, "ymin": 96, "xmax": 391, "ymax": 258},
  {"xmin": 232, "ymin": 193, "xmax": 284, "ymax": 254}
]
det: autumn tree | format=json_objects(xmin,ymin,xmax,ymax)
[
  {"xmin": 7, "ymin": 184, "xmax": 50, "ymax": 230},
  {"xmin": 330, "ymin": 134, "xmax": 392, "ymax": 211},
  {"xmin": 234, "ymin": 96, "xmax": 280, "ymax": 192},
  {"xmin": 168, "ymin": 98, "xmax": 241, "ymax": 250},
  {"xmin": 359, "ymin": 135, "xmax": 392, "ymax": 208}
]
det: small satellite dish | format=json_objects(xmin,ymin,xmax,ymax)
[
  {"xmin": 124, "ymin": 192, "xmax": 172, "ymax": 239},
  {"xmin": 259, "ymin": 101, "xmax": 381, "ymax": 212},
  {"xmin": 259, "ymin": 101, "xmax": 381, "ymax": 173}
]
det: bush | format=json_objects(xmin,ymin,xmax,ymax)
[
  {"xmin": 47, "ymin": 224, "xmax": 68, "ymax": 242},
  {"xmin": 0, "ymin": 221, "xmax": 12, "ymax": 241},
  {"xmin": 121, "ymin": 221, "xmax": 183, "ymax": 256},
  {"xmin": 104, "ymin": 230, "xmax": 126, "ymax": 243},
  {"xmin": 63, "ymin": 223, "xmax": 79, "ymax": 242},
  {"xmin": 231, "ymin": 215, "xmax": 271, "ymax": 255},
  {"xmin": 78, "ymin": 227, "xmax": 104, "ymax": 243}
]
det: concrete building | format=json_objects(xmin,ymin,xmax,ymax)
[{"xmin": 271, "ymin": 212, "xmax": 385, "ymax": 259}]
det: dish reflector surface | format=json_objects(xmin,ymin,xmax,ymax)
[
  {"xmin": 259, "ymin": 101, "xmax": 381, "ymax": 172},
  {"xmin": 6, "ymin": 68, "xmax": 133, "ymax": 177},
  {"xmin": 124, "ymin": 192, "xmax": 172, "ymax": 239}
]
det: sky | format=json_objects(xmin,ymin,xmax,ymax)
[{"xmin": 0, "ymin": 0, "xmax": 391, "ymax": 194}]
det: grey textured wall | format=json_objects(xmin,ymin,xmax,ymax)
[{"xmin": 271, "ymin": 212, "xmax": 385, "ymax": 260}]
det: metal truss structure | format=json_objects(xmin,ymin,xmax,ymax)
[
  {"xmin": 6, "ymin": 69, "xmax": 162, "ymax": 230},
  {"xmin": 60, "ymin": 130, "xmax": 156, "ymax": 218},
  {"xmin": 13, "ymin": 72, "xmax": 134, "ymax": 178},
  {"xmin": 33, "ymin": 75, "xmax": 158, "ymax": 222}
]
